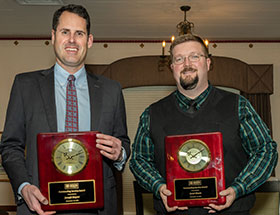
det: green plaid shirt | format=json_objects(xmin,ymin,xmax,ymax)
[{"xmin": 129, "ymin": 85, "xmax": 278, "ymax": 199}]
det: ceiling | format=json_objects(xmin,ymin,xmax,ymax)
[{"xmin": 1, "ymin": 0, "xmax": 280, "ymax": 41}]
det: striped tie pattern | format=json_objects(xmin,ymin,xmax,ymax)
[{"xmin": 65, "ymin": 75, "xmax": 78, "ymax": 132}]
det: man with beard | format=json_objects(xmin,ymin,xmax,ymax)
[
  {"xmin": 0, "ymin": 4, "xmax": 130, "ymax": 215},
  {"xmin": 129, "ymin": 34, "xmax": 277, "ymax": 215}
]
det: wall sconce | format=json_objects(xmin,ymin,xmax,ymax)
[
  {"xmin": 158, "ymin": 40, "xmax": 170, "ymax": 72},
  {"xmin": 162, "ymin": 40, "xmax": 166, "ymax": 56},
  {"xmin": 158, "ymin": 55, "xmax": 170, "ymax": 72}
]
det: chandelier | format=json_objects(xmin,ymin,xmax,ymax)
[
  {"xmin": 176, "ymin": 5, "xmax": 194, "ymax": 35},
  {"xmin": 176, "ymin": 5, "xmax": 209, "ymax": 46},
  {"xmin": 159, "ymin": 5, "xmax": 209, "ymax": 71},
  {"xmin": 161, "ymin": 5, "xmax": 209, "ymax": 55},
  {"xmin": 161, "ymin": 5, "xmax": 194, "ymax": 58}
]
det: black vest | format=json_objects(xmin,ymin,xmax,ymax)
[{"xmin": 150, "ymin": 87, "xmax": 255, "ymax": 214}]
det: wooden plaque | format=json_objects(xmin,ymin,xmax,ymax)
[
  {"xmin": 165, "ymin": 132, "xmax": 226, "ymax": 207},
  {"xmin": 37, "ymin": 131, "xmax": 104, "ymax": 211}
]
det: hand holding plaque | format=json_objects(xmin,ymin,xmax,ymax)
[
  {"xmin": 37, "ymin": 131, "xmax": 104, "ymax": 211},
  {"xmin": 165, "ymin": 132, "xmax": 226, "ymax": 207}
]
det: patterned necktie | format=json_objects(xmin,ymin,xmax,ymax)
[{"xmin": 65, "ymin": 75, "xmax": 78, "ymax": 132}]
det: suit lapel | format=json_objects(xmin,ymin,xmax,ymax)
[
  {"xmin": 38, "ymin": 69, "xmax": 101, "ymax": 132},
  {"xmin": 87, "ymin": 72, "xmax": 103, "ymax": 131},
  {"xmin": 39, "ymin": 67, "xmax": 57, "ymax": 132}
]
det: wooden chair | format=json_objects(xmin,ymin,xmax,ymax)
[{"xmin": 133, "ymin": 181, "xmax": 152, "ymax": 215}]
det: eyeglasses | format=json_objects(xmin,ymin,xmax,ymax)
[{"xmin": 172, "ymin": 53, "xmax": 208, "ymax": 65}]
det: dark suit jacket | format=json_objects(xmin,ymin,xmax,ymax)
[{"xmin": 0, "ymin": 66, "xmax": 130, "ymax": 215}]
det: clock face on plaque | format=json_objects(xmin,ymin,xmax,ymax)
[
  {"xmin": 52, "ymin": 138, "xmax": 89, "ymax": 176},
  {"xmin": 178, "ymin": 139, "xmax": 211, "ymax": 172}
]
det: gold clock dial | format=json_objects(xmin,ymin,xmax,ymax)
[
  {"xmin": 52, "ymin": 138, "xmax": 89, "ymax": 176},
  {"xmin": 178, "ymin": 139, "xmax": 211, "ymax": 172}
]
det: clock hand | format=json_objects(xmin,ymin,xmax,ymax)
[
  {"xmin": 187, "ymin": 150, "xmax": 193, "ymax": 156},
  {"xmin": 190, "ymin": 148, "xmax": 204, "ymax": 159},
  {"xmin": 69, "ymin": 152, "xmax": 83, "ymax": 159},
  {"xmin": 63, "ymin": 152, "xmax": 71, "ymax": 160}
]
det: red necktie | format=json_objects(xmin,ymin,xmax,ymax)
[{"xmin": 65, "ymin": 75, "xmax": 78, "ymax": 132}]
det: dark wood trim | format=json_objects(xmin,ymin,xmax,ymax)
[{"xmin": 0, "ymin": 206, "xmax": 16, "ymax": 212}]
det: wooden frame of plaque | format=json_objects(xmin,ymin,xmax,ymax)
[
  {"xmin": 37, "ymin": 131, "xmax": 104, "ymax": 211},
  {"xmin": 165, "ymin": 132, "xmax": 226, "ymax": 207}
]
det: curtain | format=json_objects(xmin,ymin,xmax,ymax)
[{"xmin": 241, "ymin": 92, "xmax": 272, "ymax": 137}]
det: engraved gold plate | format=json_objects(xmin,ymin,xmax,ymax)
[
  {"xmin": 178, "ymin": 139, "xmax": 211, "ymax": 172},
  {"xmin": 52, "ymin": 138, "xmax": 89, "ymax": 176}
]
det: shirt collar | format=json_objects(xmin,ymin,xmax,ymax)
[
  {"xmin": 175, "ymin": 84, "xmax": 213, "ymax": 110},
  {"xmin": 54, "ymin": 63, "xmax": 87, "ymax": 88}
]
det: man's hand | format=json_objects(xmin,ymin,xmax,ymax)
[
  {"xmin": 21, "ymin": 184, "xmax": 56, "ymax": 215},
  {"xmin": 207, "ymin": 187, "xmax": 236, "ymax": 213},
  {"xmin": 96, "ymin": 133, "xmax": 122, "ymax": 161},
  {"xmin": 159, "ymin": 184, "xmax": 188, "ymax": 213}
]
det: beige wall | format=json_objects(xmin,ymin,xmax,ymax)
[{"xmin": 0, "ymin": 40, "xmax": 279, "ymax": 214}]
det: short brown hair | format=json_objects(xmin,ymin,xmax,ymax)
[
  {"xmin": 52, "ymin": 4, "xmax": 91, "ymax": 35},
  {"xmin": 169, "ymin": 34, "xmax": 209, "ymax": 61}
]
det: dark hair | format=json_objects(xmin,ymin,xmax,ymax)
[
  {"xmin": 52, "ymin": 4, "xmax": 91, "ymax": 35},
  {"xmin": 169, "ymin": 34, "xmax": 209, "ymax": 61}
]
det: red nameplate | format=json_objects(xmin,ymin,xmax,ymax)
[
  {"xmin": 37, "ymin": 131, "xmax": 104, "ymax": 211},
  {"xmin": 165, "ymin": 132, "xmax": 226, "ymax": 207}
]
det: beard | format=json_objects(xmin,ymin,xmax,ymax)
[{"xmin": 179, "ymin": 67, "xmax": 199, "ymax": 90}]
